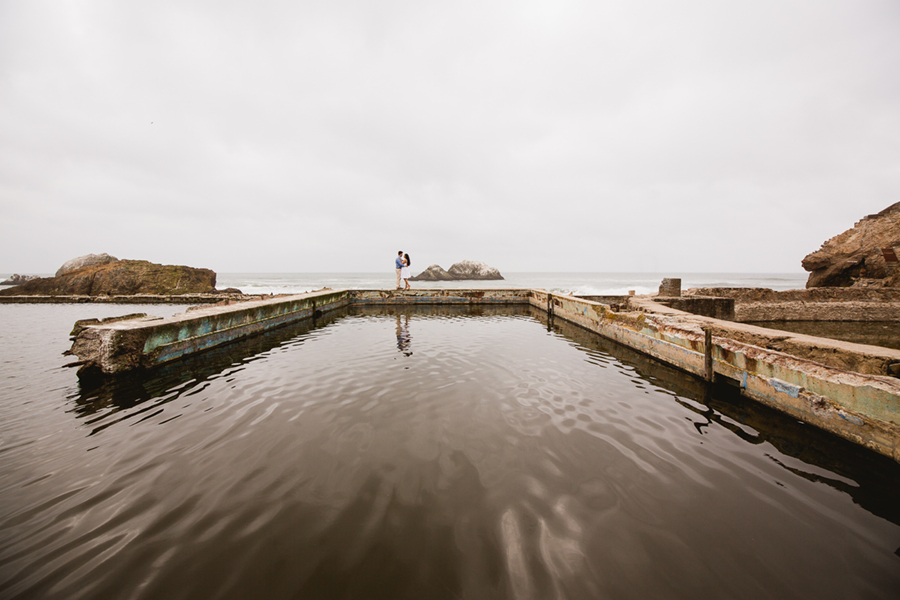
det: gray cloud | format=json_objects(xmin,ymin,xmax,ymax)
[{"xmin": 2, "ymin": 0, "xmax": 899, "ymax": 274}]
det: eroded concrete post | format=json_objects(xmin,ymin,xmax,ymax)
[{"xmin": 659, "ymin": 278, "xmax": 682, "ymax": 297}]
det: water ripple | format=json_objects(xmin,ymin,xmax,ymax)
[{"xmin": 0, "ymin": 304, "xmax": 899, "ymax": 599}]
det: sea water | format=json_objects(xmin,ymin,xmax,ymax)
[
  {"xmin": 213, "ymin": 272, "xmax": 810, "ymax": 296},
  {"xmin": 0, "ymin": 302, "xmax": 898, "ymax": 599}
]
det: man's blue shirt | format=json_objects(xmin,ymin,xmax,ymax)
[{"xmin": 395, "ymin": 257, "xmax": 404, "ymax": 269}]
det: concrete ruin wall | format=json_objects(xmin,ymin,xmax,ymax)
[
  {"xmin": 70, "ymin": 291, "xmax": 350, "ymax": 374},
  {"xmin": 686, "ymin": 287, "xmax": 900, "ymax": 322},
  {"xmin": 687, "ymin": 287, "xmax": 900, "ymax": 303},
  {"xmin": 735, "ymin": 301, "xmax": 900, "ymax": 322},
  {"xmin": 348, "ymin": 289, "xmax": 533, "ymax": 305}
]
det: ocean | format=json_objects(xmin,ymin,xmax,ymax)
[{"xmin": 214, "ymin": 272, "xmax": 810, "ymax": 296}]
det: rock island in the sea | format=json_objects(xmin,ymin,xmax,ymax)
[
  {"xmin": 0, "ymin": 253, "xmax": 218, "ymax": 296},
  {"xmin": 410, "ymin": 260, "xmax": 504, "ymax": 281}
]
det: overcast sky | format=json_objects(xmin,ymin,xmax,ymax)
[{"xmin": 2, "ymin": 0, "xmax": 898, "ymax": 274}]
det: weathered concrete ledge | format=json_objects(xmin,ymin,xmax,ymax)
[
  {"xmin": 652, "ymin": 296, "xmax": 735, "ymax": 320},
  {"xmin": 349, "ymin": 289, "xmax": 533, "ymax": 305},
  {"xmin": 582, "ymin": 287, "xmax": 900, "ymax": 323},
  {"xmin": 64, "ymin": 288, "xmax": 900, "ymax": 462},
  {"xmin": 686, "ymin": 287, "xmax": 900, "ymax": 322},
  {"xmin": 69, "ymin": 290, "xmax": 349, "ymax": 374},
  {"xmin": 688, "ymin": 287, "xmax": 900, "ymax": 303},
  {"xmin": 734, "ymin": 301, "xmax": 900, "ymax": 322}
]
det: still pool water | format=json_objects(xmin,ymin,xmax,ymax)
[{"xmin": 1, "ymin": 304, "xmax": 899, "ymax": 599}]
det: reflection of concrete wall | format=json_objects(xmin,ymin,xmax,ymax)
[{"xmin": 529, "ymin": 290, "xmax": 900, "ymax": 462}]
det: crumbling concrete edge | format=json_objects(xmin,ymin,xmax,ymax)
[
  {"xmin": 143, "ymin": 291, "xmax": 349, "ymax": 366},
  {"xmin": 70, "ymin": 290, "xmax": 350, "ymax": 374}
]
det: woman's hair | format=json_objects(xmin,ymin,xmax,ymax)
[{"xmin": 404, "ymin": 253, "xmax": 411, "ymax": 267}]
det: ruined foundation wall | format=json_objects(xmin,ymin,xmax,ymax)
[
  {"xmin": 687, "ymin": 287, "xmax": 900, "ymax": 303},
  {"xmin": 736, "ymin": 301, "xmax": 900, "ymax": 322},
  {"xmin": 349, "ymin": 289, "xmax": 533, "ymax": 305},
  {"xmin": 686, "ymin": 287, "xmax": 900, "ymax": 322}
]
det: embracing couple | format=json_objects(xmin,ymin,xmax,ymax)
[{"xmin": 395, "ymin": 251, "xmax": 412, "ymax": 290}]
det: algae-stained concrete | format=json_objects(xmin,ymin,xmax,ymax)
[
  {"xmin": 349, "ymin": 288, "xmax": 532, "ymax": 305},
  {"xmin": 70, "ymin": 290, "xmax": 349, "ymax": 374}
]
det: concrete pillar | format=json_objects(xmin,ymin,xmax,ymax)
[{"xmin": 659, "ymin": 278, "xmax": 682, "ymax": 297}]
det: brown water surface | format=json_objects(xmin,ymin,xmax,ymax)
[{"xmin": 1, "ymin": 304, "xmax": 899, "ymax": 599}]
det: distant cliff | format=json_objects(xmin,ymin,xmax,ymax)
[
  {"xmin": 411, "ymin": 260, "xmax": 503, "ymax": 281},
  {"xmin": 802, "ymin": 202, "xmax": 900, "ymax": 288},
  {"xmin": 0, "ymin": 257, "xmax": 217, "ymax": 296}
]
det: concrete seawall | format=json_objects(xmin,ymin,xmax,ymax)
[
  {"xmin": 69, "ymin": 291, "xmax": 349, "ymax": 374},
  {"xmin": 65, "ymin": 288, "xmax": 900, "ymax": 462}
]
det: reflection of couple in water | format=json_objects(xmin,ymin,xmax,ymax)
[
  {"xmin": 395, "ymin": 250, "xmax": 412, "ymax": 290},
  {"xmin": 396, "ymin": 314, "xmax": 412, "ymax": 356}
]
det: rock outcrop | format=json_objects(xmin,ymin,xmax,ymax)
[
  {"xmin": 411, "ymin": 260, "xmax": 503, "ymax": 281},
  {"xmin": 56, "ymin": 253, "xmax": 119, "ymax": 277},
  {"xmin": 802, "ymin": 202, "xmax": 900, "ymax": 288},
  {"xmin": 410, "ymin": 265, "xmax": 454, "ymax": 281},
  {"xmin": 0, "ymin": 274, "xmax": 40, "ymax": 286},
  {"xmin": 448, "ymin": 260, "xmax": 503, "ymax": 280},
  {"xmin": 0, "ymin": 260, "xmax": 217, "ymax": 296}
]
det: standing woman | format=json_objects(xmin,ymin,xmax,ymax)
[{"xmin": 401, "ymin": 253, "xmax": 411, "ymax": 290}]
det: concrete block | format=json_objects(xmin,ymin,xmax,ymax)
[{"xmin": 659, "ymin": 278, "xmax": 682, "ymax": 297}]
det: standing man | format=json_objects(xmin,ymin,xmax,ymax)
[{"xmin": 395, "ymin": 251, "xmax": 404, "ymax": 290}]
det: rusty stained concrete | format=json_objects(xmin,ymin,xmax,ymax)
[
  {"xmin": 349, "ymin": 288, "xmax": 533, "ymax": 305},
  {"xmin": 69, "ymin": 290, "xmax": 349, "ymax": 374},
  {"xmin": 65, "ymin": 287, "xmax": 900, "ymax": 462}
]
